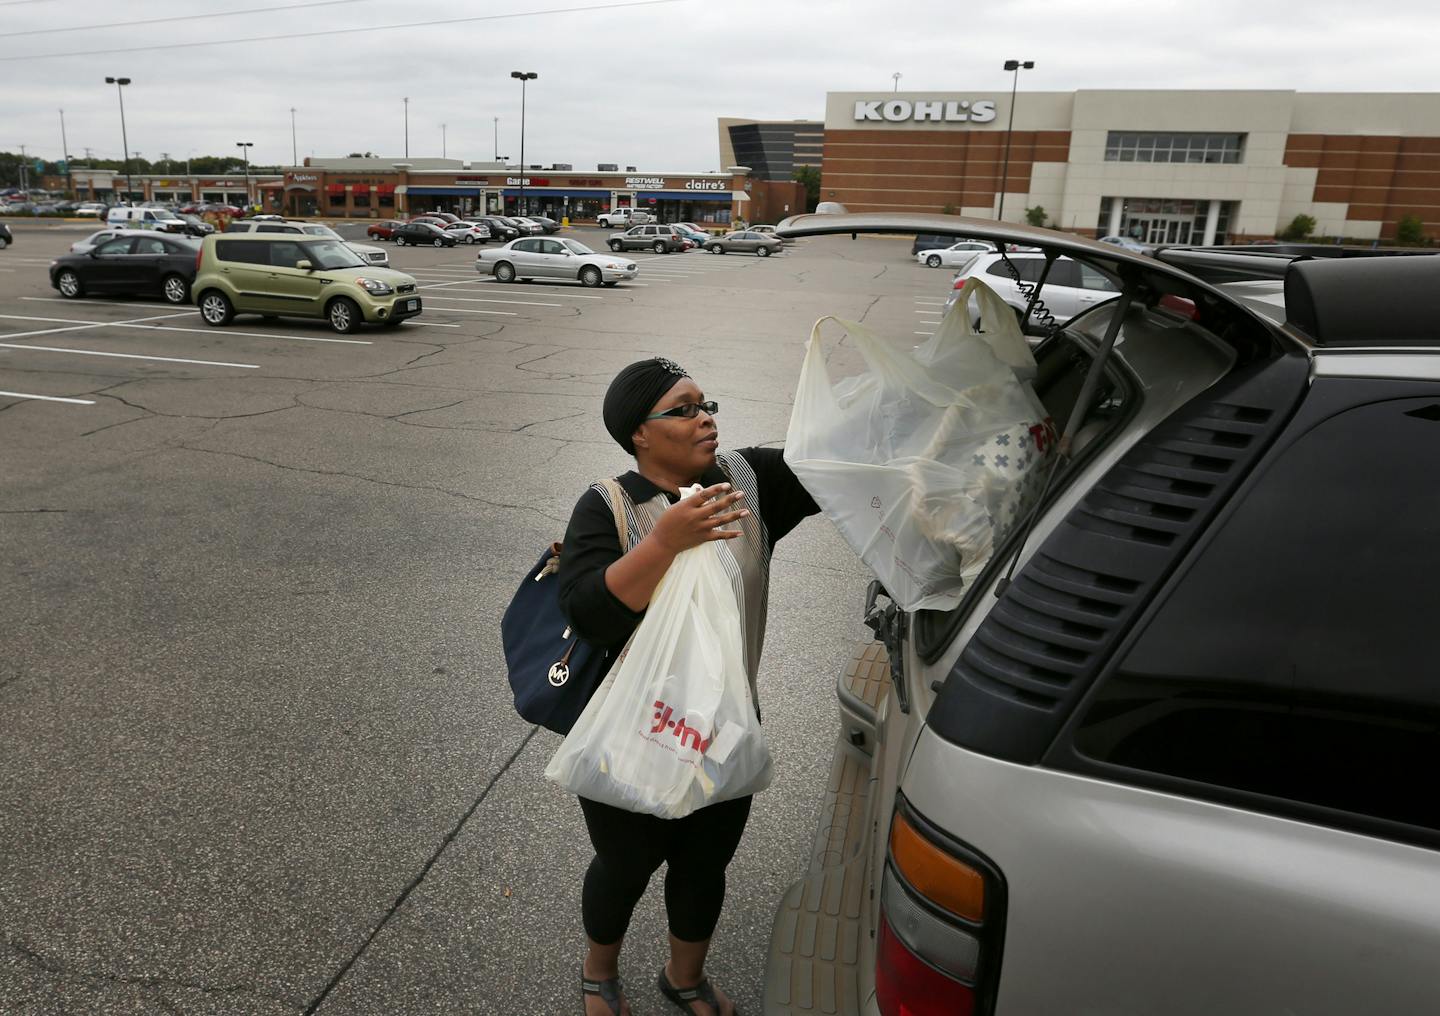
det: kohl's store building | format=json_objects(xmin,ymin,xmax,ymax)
[{"xmin": 820, "ymin": 90, "xmax": 1440, "ymax": 243}]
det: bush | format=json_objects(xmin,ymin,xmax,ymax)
[
  {"xmin": 1024, "ymin": 205, "xmax": 1048, "ymax": 228},
  {"xmin": 1396, "ymin": 214, "xmax": 1426, "ymax": 245},
  {"xmin": 1277, "ymin": 214, "xmax": 1317, "ymax": 242},
  {"xmin": 941, "ymin": 203, "xmax": 956, "ymax": 216}
]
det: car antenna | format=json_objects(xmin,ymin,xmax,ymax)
[{"xmin": 992, "ymin": 275, "xmax": 1139, "ymax": 598}]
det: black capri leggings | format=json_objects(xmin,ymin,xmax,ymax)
[{"xmin": 579, "ymin": 794, "xmax": 752, "ymax": 945}]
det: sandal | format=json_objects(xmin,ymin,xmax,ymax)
[
  {"xmin": 581, "ymin": 965, "xmax": 625, "ymax": 1015},
  {"xmin": 657, "ymin": 965, "xmax": 738, "ymax": 1016}
]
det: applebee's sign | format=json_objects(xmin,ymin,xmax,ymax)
[{"xmin": 854, "ymin": 99, "xmax": 997, "ymax": 124}]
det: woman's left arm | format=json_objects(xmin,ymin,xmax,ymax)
[{"xmin": 737, "ymin": 446, "xmax": 819, "ymax": 549}]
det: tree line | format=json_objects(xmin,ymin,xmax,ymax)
[{"xmin": 0, "ymin": 151, "xmax": 286, "ymax": 187}]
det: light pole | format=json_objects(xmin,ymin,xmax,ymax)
[
  {"xmin": 58, "ymin": 108, "xmax": 72, "ymax": 197},
  {"xmin": 892, "ymin": 72, "xmax": 902, "ymax": 92},
  {"xmin": 441, "ymin": 123, "xmax": 447, "ymax": 158},
  {"xmin": 997, "ymin": 59, "xmax": 1034, "ymax": 222},
  {"xmin": 493, "ymin": 116, "xmax": 499, "ymax": 161},
  {"xmin": 403, "ymin": 97, "xmax": 409, "ymax": 158},
  {"xmin": 105, "ymin": 76, "xmax": 134, "ymax": 205},
  {"xmin": 510, "ymin": 71, "xmax": 537, "ymax": 214},
  {"xmin": 290, "ymin": 107, "xmax": 298, "ymax": 165},
  {"xmin": 236, "ymin": 141, "xmax": 253, "ymax": 211}
]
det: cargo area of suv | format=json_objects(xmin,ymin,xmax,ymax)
[{"xmin": 762, "ymin": 212, "xmax": 1440, "ymax": 1016}]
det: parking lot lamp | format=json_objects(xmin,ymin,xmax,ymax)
[
  {"xmin": 290, "ymin": 107, "xmax": 298, "ymax": 166},
  {"xmin": 104, "ymin": 76, "xmax": 134, "ymax": 205},
  {"xmin": 510, "ymin": 71, "xmax": 537, "ymax": 214},
  {"xmin": 236, "ymin": 141, "xmax": 254, "ymax": 211},
  {"xmin": 59, "ymin": 108, "xmax": 72, "ymax": 198},
  {"xmin": 403, "ymin": 97, "xmax": 409, "ymax": 158},
  {"xmin": 997, "ymin": 59, "xmax": 1034, "ymax": 222}
]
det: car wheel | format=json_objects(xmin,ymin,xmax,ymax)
[
  {"xmin": 579, "ymin": 266, "xmax": 602, "ymax": 288},
  {"xmin": 708, "ymin": 244, "xmax": 723, "ymax": 254},
  {"xmin": 0, "ymin": 235, "xmax": 8, "ymax": 249},
  {"xmin": 161, "ymin": 274, "xmax": 190, "ymax": 304},
  {"xmin": 56, "ymin": 270, "xmax": 83, "ymax": 298},
  {"xmin": 433, "ymin": 238, "xmax": 444, "ymax": 247},
  {"xmin": 327, "ymin": 297, "xmax": 362, "ymax": 334},
  {"xmin": 395, "ymin": 236, "xmax": 406, "ymax": 246},
  {"xmin": 757, "ymin": 246, "xmax": 771, "ymax": 257},
  {"xmin": 494, "ymin": 261, "xmax": 516, "ymax": 283},
  {"xmin": 198, "ymin": 290, "xmax": 233, "ymax": 326},
  {"xmin": 652, "ymin": 241, "xmax": 667, "ymax": 254},
  {"xmin": 608, "ymin": 240, "xmax": 622, "ymax": 252},
  {"xmin": 926, "ymin": 254, "xmax": 942, "ymax": 268},
  {"xmin": 465, "ymin": 236, "xmax": 474, "ymax": 245}
]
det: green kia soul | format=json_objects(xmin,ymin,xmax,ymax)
[{"xmin": 193, "ymin": 234, "xmax": 422, "ymax": 333}]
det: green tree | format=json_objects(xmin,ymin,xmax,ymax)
[
  {"xmin": 1396, "ymin": 213, "xmax": 1426, "ymax": 245},
  {"xmin": 1277, "ymin": 214, "xmax": 1317, "ymax": 241},
  {"xmin": 347, "ymin": 151, "xmax": 377, "ymax": 159},
  {"xmin": 1024, "ymin": 205, "xmax": 1048, "ymax": 228},
  {"xmin": 792, "ymin": 165, "xmax": 821, "ymax": 213}
]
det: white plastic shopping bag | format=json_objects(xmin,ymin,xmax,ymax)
[
  {"xmin": 784, "ymin": 277, "xmax": 1055, "ymax": 612},
  {"xmin": 544, "ymin": 493, "xmax": 772, "ymax": 818}
]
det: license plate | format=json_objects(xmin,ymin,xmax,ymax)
[{"xmin": 405, "ymin": 299, "xmax": 418, "ymax": 311}]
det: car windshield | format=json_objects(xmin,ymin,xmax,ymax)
[
  {"xmin": 301, "ymin": 225, "xmax": 342, "ymax": 239},
  {"xmin": 302, "ymin": 239, "xmax": 365, "ymax": 270},
  {"xmin": 562, "ymin": 240, "xmax": 595, "ymax": 255}
]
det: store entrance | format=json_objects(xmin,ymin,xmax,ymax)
[{"xmin": 1129, "ymin": 214, "xmax": 1193, "ymax": 244}]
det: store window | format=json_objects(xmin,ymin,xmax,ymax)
[
  {"xmin": 328, "ymin": 191, "xmax": 346, "ymax": 209},
  {"xmin": 1104, "ymin": 132, "xmax": 1244, "ymax": 164},
  {"xmin": 1071, "ymin": 394, "xmax": 1440, "ymax": 839},
  {"xmin": 353, "ymin": 192, "xmax": 371, "ymax": 209}
]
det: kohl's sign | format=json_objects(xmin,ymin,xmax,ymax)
[{"xmin": 854, "ymin": 98, "xmax": 997, "ymax": 124}]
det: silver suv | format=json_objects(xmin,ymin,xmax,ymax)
[
  {"xmin": 222, "ymin": 219, "xmax": 390, "ymax": 268},
  {"xmin": 763, "ymin": 213, "xmax": 1440, "ymax": 1016},
  {"xmin": 607, "ymin": 223, "xmax": 688, "ymax": 254}
]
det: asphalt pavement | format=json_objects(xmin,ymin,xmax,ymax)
[{"xmin": 0, "ymin": 222, "xmax": 953, "ymax": 1014}]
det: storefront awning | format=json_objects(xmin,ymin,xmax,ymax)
[
  {"xmin": 284, "ymin": 183, "xmax": 316, "ymax": 192},
  {"xmin": 733, "ymin": 191, "xmax": 750, "ymax": 203},
  {"xmin": 500, "ymin": 188, "xmax": 611, "ymax": 199},
  {"xmin": 408, "ymin": 186, "xmax": 483, "ymax": 196},
  {"xmin": 326, "ymin": 184, "xmax": 346, "ymax": 194},
  {"xmin": 634, "ymin": 191, "xmax": 731, "ymax": 203}
]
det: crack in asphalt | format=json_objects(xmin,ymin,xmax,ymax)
[
  {"xmin": 172, "ymin": 444, "xmax": 571, "ymax": 524},
  {"xmin": 5, "ymin": 935, "xmax": 307, "ymax": 1012},
  {"xmin": 0, "ymin": 508, "xmax": 68, "ymax": 513},
  {"xmin": 303, "ymin": 726, "xmax": 540, "ymax": 1015}
]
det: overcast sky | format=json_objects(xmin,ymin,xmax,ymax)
[{"xmin": 3, "ymin": 0, "xmax": 1437, "ymax": 173}]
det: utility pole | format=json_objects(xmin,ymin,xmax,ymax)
[
  {"xmin": 58, "ymin": 109, "xmax": 72, "ymax": 197},
  {"xmin": 442, "ymin": 123, "xmax": 447, "ymax": 159},
  {"xmin": 18, "ymin": 144, "xmax": 28, "ymax": 194},
  {"xmin": 403, "ymin": 97, "xmax": 409, "ymax": 158},
  {"xmin": 290, "ymin": 107, "xmax": 298, "ymax": 165}
]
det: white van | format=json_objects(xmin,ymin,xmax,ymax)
[
  {"xmin": 596, "ymin": 206, "xmax": 652, "ymax": 228},
  {"xmin": 105, "ymin": 206, "xmax": 187, "ymax": 233}
]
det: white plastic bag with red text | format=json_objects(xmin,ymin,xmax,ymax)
[
  {"xmin": 544, "ymin": 499, "xmax": 772, "ymax": 819},
  {"xmin": 783, "ymin": 277, "xmax": 1055, "ymax": 612}
]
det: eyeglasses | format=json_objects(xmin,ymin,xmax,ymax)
[{"xmin": 644, "ymin": 400, "xmax": 719, "ymax": 421}]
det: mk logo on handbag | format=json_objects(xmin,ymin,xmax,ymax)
[{"xmin": 651, "ymin": 699, "xmax": 711, "ymax": 753}]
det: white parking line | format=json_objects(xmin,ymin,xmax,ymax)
[
  {"xmin": 419, "ymin": 306, "xmax": 516, "ymax": 316},
  {"xmin": 404, "ymin": 320, "xmax": 460, "ymax": 328},
  {"xmin": 422, "ymin": 295, "xmax": 565, "ymax": 308},
  {"xmin": 451, "ymin": 281, "xmax": 607, "ymax": 299},
  {"xmin": 22, "ymin": 297, "xmax": 196, "ymax": 311},
  {"xmin": 0, "ymin": 312, "xmax": 371, "ymax": 345},
  {"xmin": 0, "ymin": 390, "xmax": 96, "ymax": 405},
  {"xmin": 0, "ymin": 342, "xmax": 258, "ymax": 368}
]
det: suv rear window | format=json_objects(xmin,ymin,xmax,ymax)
[
  {"xmin": 214, "ymin": 239, "xmax": 268, "ymax": 265},
  {"xmin": 1068, "ymin": 386, "xmax": 1440, "ymax": 842}
]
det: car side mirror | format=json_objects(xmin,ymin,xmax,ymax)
[{"xmin": 296, "ymin": 260, "xmax": 313, "ymax": 271}]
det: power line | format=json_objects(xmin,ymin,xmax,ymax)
[
  {"xmin": 0, "ymin": 0, "xmax": 378, "ymax": 38},
  {"xmin": 0, "ymin": 0, "xmax": 57, "ymax": 7},
  {"xmin": 0, "ymin": 0, "xmax": 686, "ymax": 61}
]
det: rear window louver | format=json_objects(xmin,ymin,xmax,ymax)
[{"xmin": 927, "ymin": 355, "xmax": 1309, "ymax": 763}]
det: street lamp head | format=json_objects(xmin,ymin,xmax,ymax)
[
  {"xmin": 106, "ymin": 76, "xmax": 131, "ymax": 85},
  {"xmin": 1003, "ymin": 60, "xmax": 1035, "ymax": 70},
  {"xmin": 510, "ymin": 70, "xmax": 537, "ymax": 80}
]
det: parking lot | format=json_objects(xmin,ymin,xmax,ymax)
[{"xmin": 0, "ymin": 221, "xmax": 953, "ymax": 1014}]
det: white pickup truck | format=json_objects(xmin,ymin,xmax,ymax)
[{"xmin": 596, "ymin": 207, "xmax": 652, "ymax": 228}]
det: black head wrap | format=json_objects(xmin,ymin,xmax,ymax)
[{"xmin": 603, "ymin": 357, "xmax": 688, "ymax": 454}]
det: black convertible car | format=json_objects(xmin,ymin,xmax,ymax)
[{"xmin": 49, "ymin": 233, "xmax": 201, "ymax": 304}]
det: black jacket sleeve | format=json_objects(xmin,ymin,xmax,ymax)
[
  {"xmin": 737, "ymin": 446, "xmax": 820, "ymax": 549},
  {"xmin": 556, "ymin": 486, "xmax": 643, "ymax": 648}
]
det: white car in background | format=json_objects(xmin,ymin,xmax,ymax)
[
  {"xmin": 915, "ymin": 239, "xmax": 995, "ymax": 268},
  {"xmin": 222, "ymin": 219, "xmax": 391, "ymax": 268},
  {"xmin": 943, "ymin": 250, "xmax": 1120, "ymax": 325},
  {"xmin": 1098, "ymin": 234, "xmax": 1148, "ymax": 253},
  {"xmin": 443, "ymin": 220, "xmax": 493, "ymax": 245},
  {"xmin": 476, "ymin": 236, "xmax": 637, "ymax": 287},
  {"xmin": 69, "ymin": 228, "xmax": 144, "ymax": 253}
]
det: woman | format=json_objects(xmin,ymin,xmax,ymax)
[{"xmin": 558, "ymin": 357, "xmax": 818, "ymax": 1016}]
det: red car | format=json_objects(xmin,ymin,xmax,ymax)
[{"xmin": 366, "ymin": 219, "xmax": 403, "ymax": 239}]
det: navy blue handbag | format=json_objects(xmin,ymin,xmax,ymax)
[{"xmin": 502, "ymin": 479, "xmax": 628, "ymax": 734}]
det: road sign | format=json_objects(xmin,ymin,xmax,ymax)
[
  {"xmin": 33, "ymin": 160, "xmax": 44, "ymax": 174},
  {"xmin": 56, "ymin": 160, "xmax": 67, "ymax": 173}
]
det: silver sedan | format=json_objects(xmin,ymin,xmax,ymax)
[
  {"xmin": 703, "ymin": 230, "xmax": 784, "ymax": 257},
  {"xmin": 476, "ymin": 237, "xmax": 639, "ymax": 287}
]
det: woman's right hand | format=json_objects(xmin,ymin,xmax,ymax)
[{"xmin": 650, "ymin": 483, "xmax": 748, "ymax": 555}]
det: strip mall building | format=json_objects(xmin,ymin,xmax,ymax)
[{"xmin": 819, "ymin": 90, "xmax": 1440, "ymax": 242}]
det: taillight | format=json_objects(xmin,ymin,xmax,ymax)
[
  {"xmin": 952, "ymin": 276, "xmax": 968, "ymax": 290},
  {"xmin": 195, "ymin": 246, "xmax": 203, "ymax": 271},
  {"xmin": 877, "ymin": 802, "xmax": 1005, "ymax": 1016}
]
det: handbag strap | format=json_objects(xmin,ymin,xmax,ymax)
[{"xmin": 598, "ymin": 477, "xmax": 628, "ymax": 552}]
